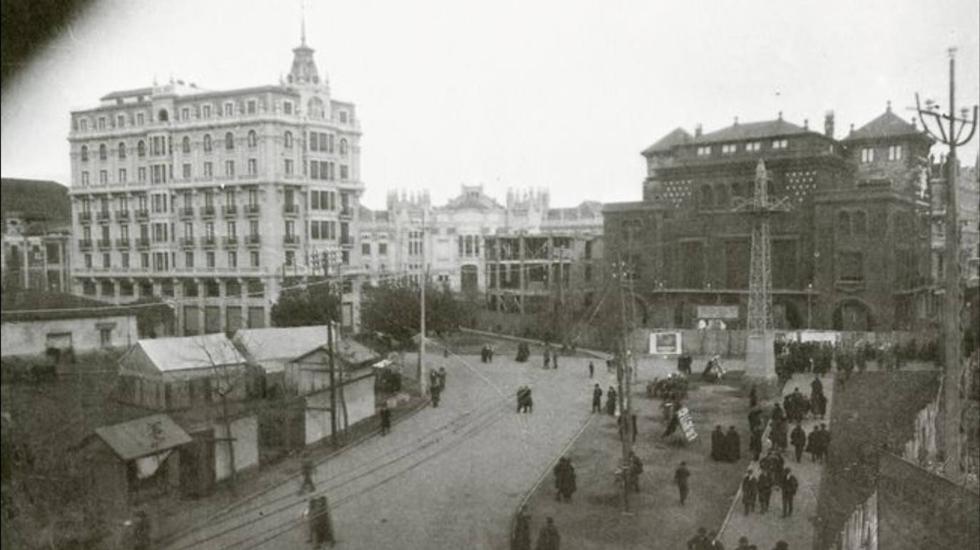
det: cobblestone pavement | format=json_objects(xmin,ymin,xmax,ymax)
[
  {"xmin": 163, "ymin": 349, "xmax": 597, "ymax": 550},
  {"xmin": 719, "ymin": 372, "xmax": 835, "ymax": 550}
]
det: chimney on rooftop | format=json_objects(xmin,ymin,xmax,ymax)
[
  {"xmin": 804, "ymin": 119, "xmax": 809, "ymax": 130},
  {"xmin": 695, "ymin": 124, "xmax": 703, "ymax": 138},
  {"xmin": 824, "ymin": 111, "xmax": 835, "ymax": 138},
  {"xmin": 733, "ymin": 116, "xmax": 739, "ymax": 126}
]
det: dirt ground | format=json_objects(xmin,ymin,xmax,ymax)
[{"xmin": 522, "ymin": 376, "xmax": 752, "ymax": 549}]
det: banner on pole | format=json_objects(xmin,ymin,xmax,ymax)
[{"xmin": 677, "ymin": 407, "xmax": 697, "ymax": 441}]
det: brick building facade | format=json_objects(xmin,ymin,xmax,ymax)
[{"xmin": 604, "ymin": 106, "xmax": 934, "ymax": 330}]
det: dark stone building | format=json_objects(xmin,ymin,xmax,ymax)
[{"xmin": 604, "ymin": 106, "xmax": 934, "ymax": 330}]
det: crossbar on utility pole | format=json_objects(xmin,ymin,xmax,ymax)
[{"xmin": 914, "ymin": 47, "xmax": 978, "ymax": 483}]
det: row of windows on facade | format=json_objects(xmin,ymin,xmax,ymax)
[
  {"xmin": 79, "ymin": 218, "xmax": 346, "ymax": 245},
  {"xmin": 82, "ymin": 249, "xmax": 263, "ymax": 272},
  {"xmin": 78, "ymin": 188, "xmax": 349, "ymax": 217},
  {"xmin": 78, "ymin": 158, "xmax": 350, "ymax": 185},
  {"xmin": 695, "ymin": 139, "xmax": 789, "ymax": 157},
  {"xmin": 78, "ymin": 131, "xmax": 351, "ymax": 162},
  {"xmin": 75, "ymin": 98, "xmax": 352, "ymax": 131},
  {"xmin": 859, "ymin": 145, "xmax": 903, "ymax": 163},
  {"xmin": 81, "ymin": 276, "xmax": 264, "ymax": 299}
]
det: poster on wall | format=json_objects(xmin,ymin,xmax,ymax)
[{"xmin": 650, "ymin": 331, "xmax": 683, "ymax": 355}]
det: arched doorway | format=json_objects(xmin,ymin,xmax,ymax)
[{"xmin": 832, "ymin": 299, "xmax": 874, "ymax": 331}]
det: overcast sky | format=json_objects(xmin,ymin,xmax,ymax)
[{"xmin": 1, "ymin": 0, "xmax": 978, "ymax": 209}]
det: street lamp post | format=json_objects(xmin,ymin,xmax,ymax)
[{"xmin": 807, "ymin": 282, "xmax": 813, "ymax": 330}]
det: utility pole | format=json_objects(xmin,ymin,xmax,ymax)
[
  {"xmin": 322, "ymin": 251, "xmax": 338, "ymax": 445},
  {"xmin": 914, "ymin": 47, "xmax": 978, "ymax": 481},
  {"xmin": 417, "ymin": 209, "xmax": 429, "ymax": 397},
  {"xmin": 614, "ymin": 255, "xmax": 634, "ymax": 513}
]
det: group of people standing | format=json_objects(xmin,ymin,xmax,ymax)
[
  {"xmin": 516, "ymin": 385, "xmax": 534, "ymax": 413},
  {"xmin": 740, "ymin": 453, "xmax": 798, "ymax": 518},
  {"xmin": 709, "ymin": 426, "xmax": 741, "ymax": 462},
  {"xmin": 552, "ymin": 457, "xmax": 577, "ymax": 501},
  {"xmin": 511, "ymin": 509, "xmax": 560, "ymax": 550},
  {"xmin": 590, "ymin": 384, "xmax": 618, "ymax": 415},
  {"xmin": 481, "ymin": 344, "xmax": 496, "ymax": 363},
  {"xmin": 542, "ymin": 347, "xmax": 560, "ymax": 370}
]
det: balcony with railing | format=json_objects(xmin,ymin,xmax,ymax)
[
  {"xmin": 201, "ymin": 205, "xmax": 216, "ymax": 218},
  {"xmin": 135, "ymin": 209, "xmax": 149, "ymax": 221},
  {"xmin": 340, "ymin": 235, "xmax": 354, "ymax": 247},
  {"xmin": 115, "ymin": 210, "xmax": 130, "ymax": 222},
  {"xmin": 283, "ymin": 203, "xmax": 299, "ymax": 216},
  {"xmin": 283, "ymin": 234, "xmax": 300, "ymax": 246},
  {"xmin": 78, "ymin": 211, "xmax": 92, "ymax": 223},
  {"xmin": 339, "ymin": 207, "xmax": 354, "ymax": 220},
  {"xmin": 97, "ymin": 211, "xmax": 111, "ymax": 222},
  {"xmin": 245, "ymin": 204, "xmax": 260, "ymax": 216},
  {"xmin": 223, "ymin": 236, "xmax": 239, "ymax": 247},
  {"xmin": 180, "ymin": 237, "xmax": 196, "ymax": 248},
  {"xmin": 222, "ymin": 204, "xmax": 238, "ymax": 217},
  {"xmin": 115, "ymin": 238, "xmax": 131, "ymax": 248},
  {"xmin": 179, "ymin": 206, "xmax": 195, "ymax": 219},
  {"xmin": 245, "ymin": 234, "xmax": 261, "ymax": 246},
  {"xmin": 79, "ymin": 239, "xmax": 93, "ymax": 250},
  {"xmin": 200, "ymin": 235, "xmax": 217, "ymax": 248},
  {"xmin": 136, "ymin": 237, "xmax": 151, "ymax": 249},
  {"xmin": 97, "ymin": 239, "xmax": 112, "ymax": 250}
]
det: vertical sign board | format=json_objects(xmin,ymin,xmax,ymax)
[
  {"xmin": 677, "ymin": 407, "xmax": 697, "ymax": 441},
  {"xmin": 650, "ymin": 331, "xmax": 683, "ymax": 355}
]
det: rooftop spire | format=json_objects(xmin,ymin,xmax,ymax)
[{"xmin": 300, "ymin": 1, "xmax": 307, "ymax": 46}]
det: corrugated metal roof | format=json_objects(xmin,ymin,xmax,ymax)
[
  {"xmin": 136, "ymin": 333, "xmax": 246, "ymax": 373},
  {"xmin": 94, "ymin": 414, "xmax": 192, "ymax": 461}
]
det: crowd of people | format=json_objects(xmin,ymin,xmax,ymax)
[
  {"xmin": 710, "ymin": 425, "xmax": 742, "ymax": 463},
  {"xmin": 774, "ymin": 338, "xmax": 937, "ymax": 381}
]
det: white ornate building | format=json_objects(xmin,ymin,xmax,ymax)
[
  {"xmin": 66, "ymin": 31, "xmax": 364, "ymax": 335},
  {"xmin": 358, "ymin": 185, "xmax": 603, "ymax": 305}
]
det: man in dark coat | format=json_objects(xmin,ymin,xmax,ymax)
[
  {"xmin": 770, "ymin": 403, "xmax": 786, "ymax": 425},
  {"xmin": 781, "ymin": 468, "xmax": 798, "ymax": 518},
  {"xmin": 535, "ymin": 517, "xmax": 560, "ymax": 550},
  {"xmin": 756, "ymin": 470, "xmax": 773, "ymax": 513},
  {"xmin": 512, "ymin": 506, "xmax": 531, "ymax": 550},
  {"xmin": 591, "ymin": 384, "xmax": 603, "ymax": 413},
  {"xmin": 748, "ymin": 407, "xmax": 764, "ymax": 433},
  {"xmin": 810, "ymin": 375, "xmax": 823, "ymax": 399},
  {"xmin": 741, "ymin": 473, "xmax": 758, "ymax": 515},
  {"xmin": 606, "ymin": 387, "xmax": 618, "ymax": 415},
  {"xmin": 674, "ymin": 461, "xmax": 691, "ymax": 505},
  {"xmin": 725, "ymin": 426, "xmax": 741, "ymax": 462},
  {"xmin": 554, "ymin": 457, "xmax": 576, "ymax": 501},
  {"xmin": 807, "ymin": 425, "xmax": 821, "ymax": 461},
  {"xmin": 588, "ymin": 361, "xmax": 594, "ymax": 378},
  {"xmin": 790, "ymin": 423, "xmax": 806, "ymax": 462},
  {"xmin": 710, "ymin": 425, "xmax": 725, "ymax": 461},
  {"xmin": 749, "ymin": 385, "xmax": 758, "ymax": 408}
]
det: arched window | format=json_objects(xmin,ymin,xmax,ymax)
[
  {"xmin": 117, "ymin": 142, "xmax": 126, "ymax": 159},
  {"xmin": 284, "ymin": 131, "xmax": 293, "ymax": 149},
  {"xmin": 838, "ymin": 211, "xmax": 851, "ymax": 235},
  {"xmin": 700, "ymin": 185, "xmax": 714, "ymax": 208},
  {"xmin": 853, "ymin": 211, "xmax": 867, "ymax": 235},
  {"xmin": 137, "ymin": 140, "xmax": 146, "ymax": 158},
  {"xmin": 182, "ymin": 136, "xmax": 191, "ymax": 154},
  {"xmin": 339, "ymin": 138, "xmax": 349, "ymax": 156},
  {"xmin": 80, "ymin": 145, "xmax": 89, "ymax": 162},
  {"xmin": 307, "ymin": 97, "xmax": 325, "ymax": 119},
  {"xmin": 247, "ymin": 130, "xmax": 257, "ymax": 148},
  {"xmin": 203, "ymin": 134, "xmax": 212, "ymax": 152},
  {"xmin": 157, "ymin": 109, "xmax": 169, "ymax": 122},
  {"xmin": 225, "ymin": 132, "xmax": 235, "ymax": 150},
  {"xmin": 99, "ymin": 143, "xmax": 107, "ymax": 161}
]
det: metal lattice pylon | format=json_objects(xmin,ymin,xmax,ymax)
[{"xmin": 734, "ymin": 160, "xmax": 791, "ymax": 334}]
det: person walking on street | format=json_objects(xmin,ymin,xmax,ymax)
[
  {"xmin": 299, "ymin": 457, "xmax": 316, "ymax": 494},
  {"xmin": 512, "ymin": 506, "xmax": 531, "ymax": 550},
  {"xmin": 591, "ymin": 384, "xmax": 603, "ymax": 413},
  {"xmin": 757, "ymin": 470, "xmax": 773, "ymax": 514},
  {"xmin": 379, "ymin": 403, "xmax": 392, "ymax": 436},
  {"xmin": 674, "ymin": 461, "xmax": 691, "ymax": 505},
  {"xmin": 588, "ymin": 361, "xmax": 594, "ymax": 378},
  {"xmin": 749, "ymin": 384, "xmax": 759, "ymax": 408},
  {"xmin": 535, "ymin": 517, "xmax": 560, "ymax": 550},
  {"xmin": 552, "ymin": 351, "xmax": 559, "ymax": 370},
  {"xmin": 781, "ymin": 468, "xmax": 798, "ymax": 518},
  {"xmin": 725, "ymin": 426, "xmax": 741, "ymax": 462},
  {"xmin": 543, "ymin": 350, "xmax": 551, "ymax": 369},
  {"xmin": 628, "ymin": 452, "xmax": 643, "ymax": 492},
  {"xmin": 606, "ymin": 386, "xmax": 617, "ymax": 415},
  {"xmin": 711, "ymin": 425, "xmax": 724, "ymax": 461},
  {"xmin": 742, "ymin": 473, "xmax": 758, "ymax": 515},
  {"xmin": 306, "ymin": 495, "xmax": 335, "ymax": 548},
  {"xmin": 790, "ymin": 423, "xmax": 806, "ymax": 462}
]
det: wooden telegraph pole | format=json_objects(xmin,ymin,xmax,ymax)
[
  {"xmin": 614, "ymin": 255, "xmax": 635, "ymax": 513},
  {"xmin": 417, "ymin": 209, "xmax": 429, "ymax": 397}
]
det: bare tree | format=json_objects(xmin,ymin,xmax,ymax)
[{"xmin": 195, "ymin": 336, "xmax": 246, "ymax": 494}]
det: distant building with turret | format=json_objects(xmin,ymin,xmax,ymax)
[{"xmin": 359, "ymin": 186, "xmax": 603, "ymax": 308}]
